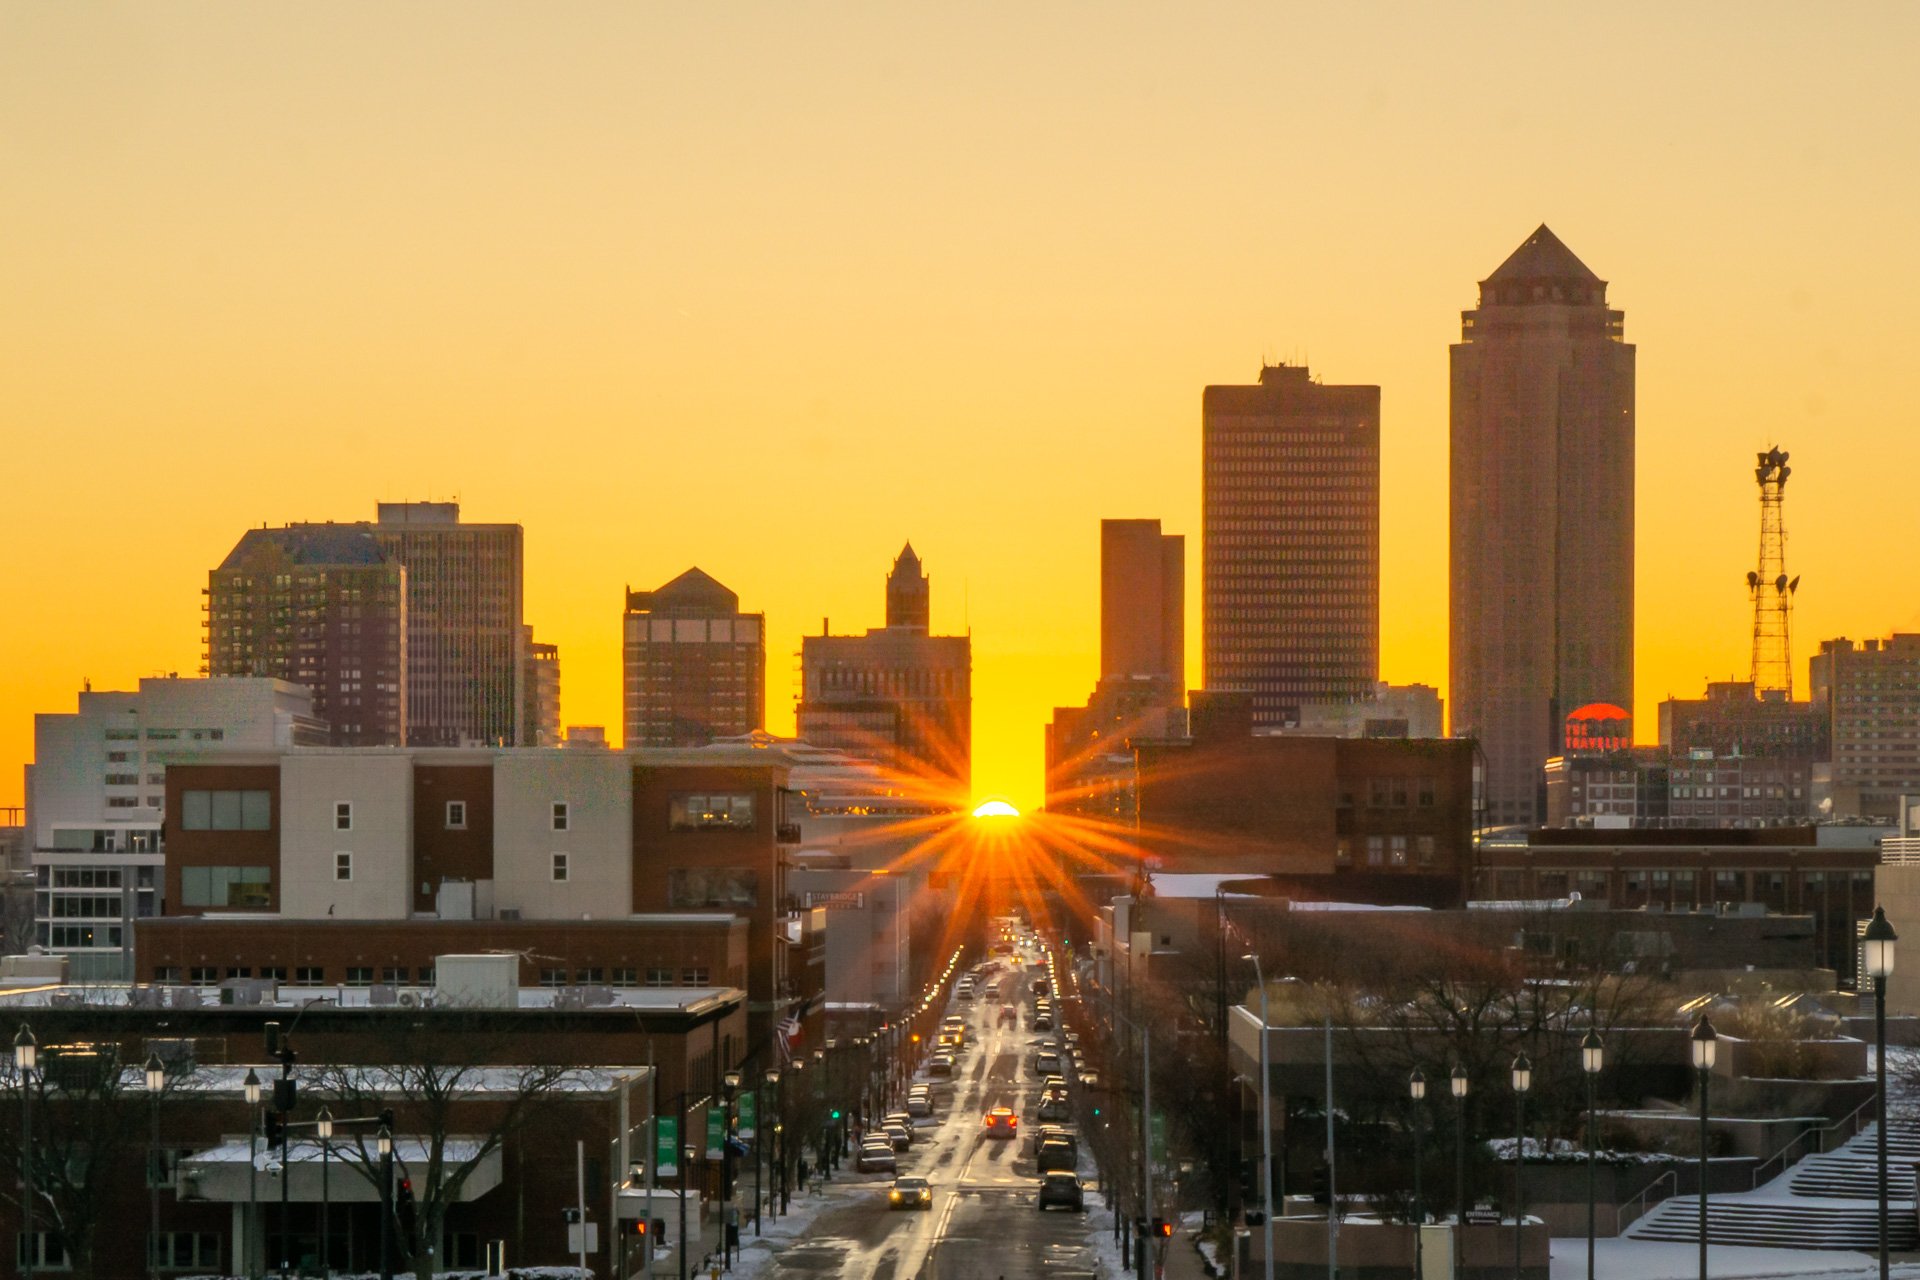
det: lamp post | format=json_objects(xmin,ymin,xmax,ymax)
[
  {"xmin": 1452, "ymin": 1064, "xmax": 1469, "ymax": 1280},
  {"xmin": 1410, "ymin": 1068, "xmax": 1427, "ymax": 1280},
  {"xmin": 777, "ymin": 1064, "xmax": 792, "ymax": 1214},
  {"xmin": 377, "ymin": 1124, "xmax": 394, "ymax": 1280},
  {"xmin": 1581, "ymin": 1031, "xmax": 1604, "ymax": 1280},
  {"xmin": 679, "ymin": 1142, "xmax": 695, "ymax": 1280},
  {"xmin": 316, "ymin": 1106, "xmax": 333, "ymax": 1277},
  {"xmin": 721, "ymin": 1070, "xmax": 741, "ymax": 1268},
  {"xmin": 15, "ymin": 1024, "xmax": 36, "ymax": 1280},
  {"xmin": 1511, "ymin": 1054, "xmax": 1531, "ymax": 1280},
  {"xmin": 1691, "ymin": 1014, "xmax": 1718, "ymax": 1280},
  {"xmin": 812, "ymin": 1049, "xmax": 827, "ymax": 1174},
  {"xmin": 242, "ymin": 1067, "xmax": 261, "ymax": 1280},
  {"xmin": 1242, "ymin": 953, "xmax": 1275, "ymax": 1280},
  {"xmin": 761, "ymin": 1069, "xmax": 778, "ymax": 1233},
  {"xmin": 145, "ymin": 1052, "xmax": 166, "ymax": 1280},
  {"xmin": 1864, "ymin": 905, "xmax": 1898, "ymax": 1280}
]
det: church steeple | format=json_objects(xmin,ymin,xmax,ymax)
[{"xmin": 886, "ymin": 542, "xmax": 930, "ymax": 629}]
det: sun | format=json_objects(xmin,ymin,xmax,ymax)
[{"xmin": 971, "ymin": 798, "xmax": 1020, "ymax": 819}]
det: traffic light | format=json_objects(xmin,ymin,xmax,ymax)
[
  {"xmin": 830, "ymin": 1109, "xmax": 842, "ymax": 1121},
  {"xmin": 1152, "ymin": 1218, "xmax": 1172, "ymax": 1238},
  {"xmin": 396, "ymin": 1177, "xmax": 418, "ymax": 1235},
  {"xmin": 263, "ymin": 1112, "xmax": 286, "ymax": 1149},
  {"xmin": 1310, "ymin": 1163, "xmax": 1331, "ymax": 1206}
]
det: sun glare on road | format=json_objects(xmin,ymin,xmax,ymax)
[{"xmin": 971, "ymin": 799, "xmax": 1020, "ymax": 818}]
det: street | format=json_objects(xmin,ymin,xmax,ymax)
[{"xmin": 751, "ymin": 938, "xmax": 1108, "ymax": 1280}]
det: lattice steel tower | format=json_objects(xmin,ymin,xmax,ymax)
[{"xmin": 1747, "ymin": 446, "xmax": 1799, "ymax": 699}]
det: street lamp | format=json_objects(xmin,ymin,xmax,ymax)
[
  {"xmin": 316, "ymin": 1106, "xmax": 334, "ymax": 1277},
  {"xmin": 15, "ymin": 1024, "xmax": 35, "ymax": 1280},
  {"xmin": 243, "ymin": 1068, "xmax": 262, "ymax": 1280},
  {"xmin": 145, "ymin": 1052, "xmax": 166, "ymax": 1280},
  {"xmin": 1510, "ymin": 1054, "xmax": 1531, "ymax": 1280},
  {"xmin": 721, "ymin": 1070, "xmax": 741, "ymax": 1268},
  {"xmin": 1451, "ymin": 1064, "xmax": 1469, "ymax": 1280},
  {"xmin": 1691, "ymin": 1014, "xmax": 1718, "ymax": 1280},
  {"xmin": 680, "ymin": 1143, "xmax": 697, "ymax": 1280},
  {"xmin": 1242, "ymin": 953, "xmax": 1275, "ymax": 1280},
  {"xmin": 760, "ymin": 1068, "xmax": 779, "ymax": 1233},
  {"xmin": 377, "ymin": 1124, "xmax": 394, "ymax": 1280},
  {"xmin": 1865, "ymin": 905, "xmax": 1898, "ymax": 1280},
  {"xmin": 1581, "ymin": 1030, "xmax": 1604, "ymax": 1280},
  {"xmin": 1409, "ymin": 1068, "xmax": 1427, "ymax": 1280}
]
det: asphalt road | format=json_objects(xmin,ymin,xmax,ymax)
[{"xmin": 758, "ymin": 941, "xmax": 1103, "ymax": 1280}]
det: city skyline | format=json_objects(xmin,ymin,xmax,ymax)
[{"xmin": 7, "ymin": 6, "xmax": 1920, "ymax": 810}]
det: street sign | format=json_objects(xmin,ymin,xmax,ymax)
[
  {"xmin": 738, "ymin": 1090, "xmax": 757, "ymax": 1141},
  {"xmin": 566, "ymin": 1221, "xmax": 599, "ymax": 1253},
  {"xmin": 657, "ymin": 1116, "xmax": 679, "ymax": 1179},
  {"xmin": 707, "ymin": 1105, "xmax": 725, "ymax": 1159},
  {"xmin": 1150, "ymin": 1112, "xmax": 1168, "ymax": 1165}
]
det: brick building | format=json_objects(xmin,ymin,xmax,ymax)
[{"xmin": 622, "ymin": 568, "xmax": 766, "ymax": 748}]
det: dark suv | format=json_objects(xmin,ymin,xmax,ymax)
[
  {"xmin": 1036, "ymin": 1137, "xmax": 1076, "ymax": 1173},
  {"xmin": 1037, "ymin": 1171, "xmax": 1085, "ymax": 1212}
]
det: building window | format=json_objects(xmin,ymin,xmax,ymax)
[
  {"xmin": 17, "ymin": 1232, "xmax": 69, "ymax": 1270},
  {"xmin": 1389, "ymin": 835, "xmax": 1408, "ymax": 866},
  {"xmin": 380, "ymin": 967, "xmax": 406, "ymax": 985},
  {"xmin": 1416, "ymin": 835, "xmax": 1436, "ymax": 865},
  {"xmin": 344, "ymin": 967, "xmax": 373, "ymax": 987},
  {"xmin": 260, "ymin": 966, "xmax": 287, "ymax": 982},
  {"xmin": 575, "ymin": 967, "xmax": 605, "ymax": 984},
  {"xmin": 540, "ymin": 968, "xmax": 567, "ymax": 987},
  {"xmin": 334, "ymin": 802, "xmax": 353, "ymax": 831},
  {"xmin": 153, "ymin": 966, "xmax": 181, "ymax": 984},
  {"xmin": 334, "ymin": 853, "xmax": 353, "ymax": 882},
  {"xmin": 295, "ymin": 966, "xmax": 325, "ymax": 985},
  {"xmin": 151, "ymin": 1230, "xmax": 221, "ymax": 1270},
  {"xmin": 1365, "ymin": 835, "xmax": 1385, "ymax": 866},
  {"xmin": 225, "ymin": 967, "xmax": 252, "ymax": 979},
  {"xmin": 147, "ymin": 1146, "xmax": 186, "ymax": 1188},
  {"xmin": 188, "ymin": 966, "xmax": 217, "ymax": 984},
  {"xmin": 551, "ymin": 853, "xmax": 569, "ymax": 882},
  {"xmin": 446, "ymin": 800, "xmax": 467, "ymax": 830},
  {"xmin": 682, "ymin": 967, "xmax": 710, "ymax": 985},
  {"xmin": 180, "ymin": 790, "xmax": 272, "ymax": 831},
  {"xmin": 645, "ymin": 967, "xmax": 674, "ymax": 987},
  {"xmin": 611, "ymin": 968, "xmax": 638, "ymax": 987},
  {"xmin": 180, "ymin": 866, "xmax": 272, "ymax": 908},
  {"xmin": 417, "ymin": 966, "xmax": 436, "ymax": 985},
  {"xmin": 670, "ymin": 793, "xmax": 756, "ymax": 830},
  {"xmin": 1417, "ymin": 779, "xmax": 1436, "ymax": 807},
  {"xmin": 552, "ymin": 802, "xmax": 569, "ymax": 832}
]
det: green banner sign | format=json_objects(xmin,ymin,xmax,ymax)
[
  {"xmin": 738, "ymin": 1091, "xmax": 757, "ymax": 1141},
  {"xmin": 707, "ymin": 1105, "xmax": 725, "ymax": 1160},
  {"xmin": 1151, "ymin": 1111, "xmax": 1168, "ymax": 1165},
  {"xmin": 656, "ymin": 1115, "xmax": 679, "ymax": 1179}
]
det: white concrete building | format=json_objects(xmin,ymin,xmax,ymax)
[{"xmin": 23, "ymin": 676, "xmax": 325, "ymax": 978}]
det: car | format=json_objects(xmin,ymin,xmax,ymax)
[
  {"xmin": 1038, "ymin": 1171, "xmax": 1085, "ymax": 1211},
  {"xmin": 983, "ymin": 1106, "xmax": 1018, "ymax": 1139},
  {"xmin": 1036, "ymin": 1052, "xmax": 1062, "ymax": 1076},
  {"xmin": 1043, "ymin": 1075, "xmax": 1067, "ymax": 1093},
  {"xmin": 998, "ymin": 1005, "xmax": 1018, "ymax": 1028},
  {"xmin": 928, "ymin": 1054, "xmax": 956, "ymax": 1079},
  {"xmin": 1037, "ymin": 1137, "xmax": 1076, "ymax": 1173},
  {"xmin": 889, "ymin": 1175, "xmax": 933, "ymax": 1210},
  {"xmin": 883, "ymin": 1123, "xmax": 913, "ymax": 1150},
  {"xmin": 1077, "ymin": 1070, "xmax": 1100, "ymax": 1089},
  {"xmin": 906, "ymin": 1094, "xmax": 934, "ymax": 1117},
  {"xmin": 859, "ymin": 1142, "xmax": 897, "ymax": 1173},
  {"xmin": 885, "ymin": 1110, "xmax": 916, "ymax": 1133},
  {"xmin": 1038, "ymin": 1095, "xmax": 1071, "ymax": 1123},
  {"xmin": 1031, "ymin": 1012, "xmax": 1053, "ymax": 1031}
]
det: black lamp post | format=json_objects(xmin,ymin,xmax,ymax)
[
  {"xmin": 1511, "ymin": 1054, "xmax": 1531, "ymax": 1280},
  {"xmin": 760, "ymin": 1068, "xmax": 778, "ymax": 1232},
  {"xmin": 264, "ymin": 1021, "xmax": 298, "ymax": 1280},
  {"xmin": 316, "ymin": 1105, "xmax": 333, "ymax": 1277},
  {"xmin": 377, "ymin": 1124, "xmax": 394, "ymax": 1280},
  {"xmin": 15, "ymin": 1024, "xmax": 35, "ymax": 1280},
  {"xmin": 679, "ymin": 1141, "xmax": 696, "ymax": 1280},
  {"xmin": 1581, "ymin": 1030, "xmax": 1604, "ymax": 1280},
  {"xmin": 1691, "ymin": 1014, "xmax": 1718, "ymax": 1280},
  {"xmin": 1452, "ymin": 1064, "xmax": 1469, "ymax": 1280},
  {"xmin": 1864, "ymin": 905, "xmax": 1898, "ymax": 1280},
  {"xmin": 145, "ymin": 1052, "xmax": 166, "ymax": 1280},
  {"xmin": 243, "ymin": 1067, "xmax": 262, "ymax": 1280},
  {"xmin": 721, "ymin": 1069, "xmax": 741, "ymax": 1268},
  {"xmin": 1409, "ymin": 1068, "xmax": 1426, "ymax": 1280}
]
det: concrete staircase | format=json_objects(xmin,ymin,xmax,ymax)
[{"xmin": 1627, "ymin": 1121, "xmax": 1920, "ymax": 1251}]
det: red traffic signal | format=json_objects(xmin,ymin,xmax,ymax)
[
  {"xmin": 633, "ymin": 1220, "xmax": 648, "ymax": 1236},
  {"xmin": 1151, "ymin": 1218, "xmax": 1172, "ymax": 1238}
]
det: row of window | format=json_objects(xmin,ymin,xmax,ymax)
[
  {"xmin": 181, "ymin": 790, "xmax": 273, "ymax": 831},
  {"xmin": 149, "ymin": 963, "xmax": 716, "ymax": 988}
]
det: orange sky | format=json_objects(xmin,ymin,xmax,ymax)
[{"xmin": 5, "ymin": 5, "xmax": 1919, "ymax": 813}]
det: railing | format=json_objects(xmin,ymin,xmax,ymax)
[
  {"xmin": 1749, "ymin": 1093, "xmax": 1880, "ymax": 1190},
  {"xmin": 1614, "ymin": 1168, "xmax": 1678, "ymax": 1235}
]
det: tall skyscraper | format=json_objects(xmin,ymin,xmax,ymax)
[
  {"xmin": 205, "ymin": 525, "xmax": 407, "ymax": 745},
  {"xmin": 522, "ymin": 626, "xmax": 561, "ymax": 747},
  {"xmin": 372, "ymin": 502, "xmax": 525, "ymax": 748},
  {"xmin": 1045, "ymin": 519, "xmax": 1186, "ymax": 819},
  {"xmin": 1450, "ymin": 225, "xmax": 1636, "ymax": 827},
  {"xmin": 1202, "ymin": 363, "xmax": 1380, "ymax": 726},
  {"xmin": 798, "ymin": 544, "xmax": 972, "ymax": 798},
  {"xmin": 622, "ymin": 568, "xmax": 766, "ymax": 747}
]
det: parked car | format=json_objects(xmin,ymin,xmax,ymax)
[
  {"xmin": 1037, "ymin": 1137, "xmax": 1076, "ymax": 1173},
  {"xmin": 1038, "ymin": 1094, "xmax": 1071, "ymax": 1123},
  {"xmin": 883, "ymin": 1123, "xmax": 913, "ymax": 1150},
  {"xmin": 889, "ymin": 1175, "xmax": 933, "ymax": 1210},
  {"xmin": 928, "ymin": 1054, "xmax": 956, "ymax": 1078},
  {"xmin": 906, "ymin": 1094, "xmax": 934, "ymax": 1118},
  {"xmin": 1031, "ymin": 1011, "xmax": 1053, "ymax": 1030},
  {"xmin": 1035, "ymin": 1052, "xmax": 1062, "ymax": 1077},
  {"xmin": 859, "ymin": 1141, "xmax": 897, "ymax": 1173},
  {"xmin": 1037, "ymin": 1171, "xmax": 1085, "ymax": 1211}
]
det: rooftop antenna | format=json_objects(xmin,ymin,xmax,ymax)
[{"xmin": 1746, "ymin": 446, "xmax": 1798, "ymax": 700}]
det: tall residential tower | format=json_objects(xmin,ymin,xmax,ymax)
[
  {"xmin": 622, "ymin": 568, "xmax": 766, "ymax": 747},
  {"xmin": 1450, "ymin": 225, "xmax": 1635, "ymax": 827},
  {"xmin": 1202, "ymin": 363, "xmax": 1380, "ymax": 727}
]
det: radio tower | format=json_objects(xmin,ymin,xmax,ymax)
[{"xmin": 1746, "ymin": 446, "xmax": 1799, "ymax": 700}]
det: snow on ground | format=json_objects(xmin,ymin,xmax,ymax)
[
  {"xmin": 1550, "ymin": 1238, "xmax": 1920, "ymax": 1280},
  {"xmin": 717, "ymin": 1178, "xmax": 852, "ymax": 1280}
]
